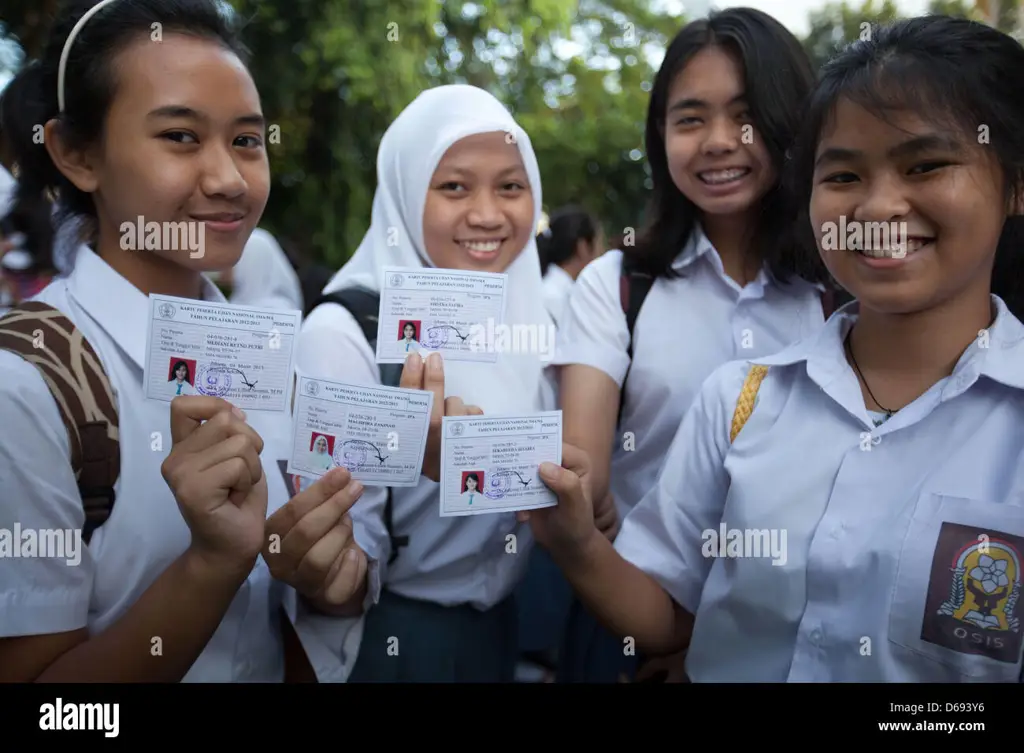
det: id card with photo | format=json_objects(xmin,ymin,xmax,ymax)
[
  {"xmin": 439, "ymin": 411, "xmax": 562, "ymax": 517},
  {"xmin": 288, "ymin": 375, "xmax": 433, "ymax": 487},
  {"xmin": 376, "ymin": 266, "xmax": 508, "ymax": 364},
  {"xmin": 143, "ymin": 294, "xmax": 300, "ymax": 412}
]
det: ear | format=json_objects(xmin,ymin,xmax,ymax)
[{"xmin": 43, "ymin": 118, "xmax": 100, "ymax": 195}]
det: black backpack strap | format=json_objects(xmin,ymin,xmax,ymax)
[
  {"xmin": 617, "ymin": 255, "xmax": 655, "ymax": 429},
  {"xmin": 308, "ymin": 286, "xmax": 408, "ymax": 563}
]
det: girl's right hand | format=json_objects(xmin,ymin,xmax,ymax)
[
  {"xmin": 161, "ymin": 396, "xmax": 269, "ymax": 576},
  {"xmin": 517, "ymin": 443, "xmax": 600, "ymax": 559}
]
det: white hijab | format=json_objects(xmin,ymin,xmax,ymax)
[
  {"xmin": 322, "ymin": 85, "xmax": 552, "ymax": 413},
  {"xmin": 230, "ymin": 227, "xmax": 304, "ymax": 311}
]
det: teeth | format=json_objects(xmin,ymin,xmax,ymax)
[
  {"xmin": 700, "ymin": 168, "xmax": 749, "ymax": 184},
  {"xmin": 462, "ymin": 241, "xmax": 501, "ymax": 253},
  {"xmin": 857, "ymin": 239, "xmax": 930, "ymax": 258}
]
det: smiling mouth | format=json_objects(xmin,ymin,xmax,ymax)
[
  {"xmin": 459, "ymin": 240, "xmax": 504, "ymax": 254},
  {"xmin": 851, "ymin": 237, "xmax": 934, "ymax": 258},
  {"xmin": 698, "ymin": 167, "xmax": 751, "ymax": 185}
]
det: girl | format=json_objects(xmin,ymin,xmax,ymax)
[
  {"xmin": 297, "ymin": 84, "xmax": 555, "ymax": 682},
  {"xmin": 168, "ymin": 360, "xmax": 196, "ymax": 397},
  {"xmin": 551, "ymin": 7, "xmax": 828, "ymax": 683},
  {"xmin": 538, "ymin": 205, "xmax": 604, "ymax": 327},
  {"xmin": 0, "ymin": 0, "xmax": 376, "ymax": 682},
  {"xmin": 400, "ymin": 321, "xmax": 420, "ymax": 351},
  {"xmin": 460, "ymin": 473, "xmax": 481, "ymax": 505},
  {"xmin": 530, "ymin": 14, "xmax": 1024, "ymax": 683},
  {"xmin": 309, "ymin": 434, "xmax": 334, "ymax": 472}
]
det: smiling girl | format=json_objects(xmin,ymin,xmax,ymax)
[
  {"xmin": 551, "ymin": 7, "xmax": 829, "ymax": 683},
  {"xmin": 0, "ymin": 0, "xmax": 375, "ymax": 682},
  {"xmin": 528, "ymin": 15, "xmax": 1024, "ymax": 683},
  {"xmin": 297, "ymin": 85, "xmax": 555, "ymax": 682}
]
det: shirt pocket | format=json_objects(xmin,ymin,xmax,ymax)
[{"xmin": 889, "ymin": 493, "xmax": 1024, "ymax": 681}]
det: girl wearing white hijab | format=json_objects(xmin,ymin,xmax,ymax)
[{"xmin": 297, "ymin": 84, "xmax": 555, "ymax": 682}]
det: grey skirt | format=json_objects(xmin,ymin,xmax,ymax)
[{"xmin": 348, "ymin": 589, "xmax": 518, "ymax": 683}]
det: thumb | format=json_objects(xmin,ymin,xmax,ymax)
[{"xmin": 539, "ymin": 461, "xmax": 582, "ymax": 501}]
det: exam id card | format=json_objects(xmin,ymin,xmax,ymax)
[
  {"xmin": 144, "ymin": 294, "xmax": 300, "ymax": 412},
  {"xmin": 288, "ymin": 375, "xmax": 434, "ymax": 487},
  {"xmin": 376, "ymin": 266, "xmax": 508, "ymax": 364},
  {"xmin": 439, "ymin": 411, "xmax": 562, "ymax": 517}
]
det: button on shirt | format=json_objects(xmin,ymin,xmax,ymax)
[
  {"xmin": 0, "ymin": 247, "xmax": 324, "ymax": 682},
  {"xmin": 615, "ymin": 296, "xmax": 1024, "ymax": 682},
  {"xmin": 553, "ymin": 229, "xmax": 826, "ymax": 521}
]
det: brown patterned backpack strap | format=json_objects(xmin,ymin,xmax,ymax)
[{"xmin": 0, "ymin": 301, "xmax": 120, "ymax": 543}]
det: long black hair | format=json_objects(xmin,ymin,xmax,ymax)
[
  {"xmin": 787, "ymin": 15, "xmax": 1024, "ymax": 319},
  {"xmin": 537, "ymin": 205, "xmax": 597, "ymax": 275},
  {"xmin": 1, "ymin": 0, "xmax": 248, "ymax": 272},
  {"xmin": 630, "ymin": 7, "xmax": 821, "ymax": 284}
]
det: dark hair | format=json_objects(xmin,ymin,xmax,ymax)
[
  {"xmin": 537, "ymin": 205, "xmax": 597, "ymax": 275},
  {"xmin": 1, "ymin": 0, "xmax": 248, "ymax": 271},
  {"xmin": 170, "ymin": 359, "xmax": 190, "ymax": 381},
  {"xmin": 632, "ymin": 7, "xmax": 821, "ymax": 284},
  {"xmin": 787, "ymin": 15, "xmax": 1024, "ymax": 318}
]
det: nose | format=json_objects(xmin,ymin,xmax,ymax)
[
  {"xmin": 199, "ymin": 143, "xmax": 248, "ymax": 199},
  {"xmin": 466, "ymin": 191, "xmax": 505, "ymax": 229},
  {"xmin": 701, "ymin": 114, "xmax": 740, "ymax": 156},
  {"xmin": 852, "ymin": 173, "xmax": 911, "ymax": 224}
]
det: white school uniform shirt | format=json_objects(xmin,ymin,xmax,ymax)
[
  {"xmin": 615, "ymin": 295, "xmax": 1024, "ymax": 682},
  {"xmin": 0, "ymin": 247, "xmax": 373, "ymax": 682},
  {"xmin": 553, "ymin": 228, "xmax": 826, "ymax": 521},
  {"xmin": 167, "ymin": 378, "xmax": 196, "ymax": 397},
  {"xmin": 542, "ymin": 263, "xmax": 575, "ymax": 328}
]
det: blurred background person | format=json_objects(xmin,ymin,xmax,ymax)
[
  {"xmin": 214, "ymin": 227, "xmax": 304, "ymax": 311},
  {"xmin": 537, "ymin": 205, "xmax": 605, "ymax": 328}
]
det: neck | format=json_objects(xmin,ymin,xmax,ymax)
[
  {"xmin": 95, "ymin": 227, "xmax": 204, "ymax": 300},
  {"xmin": 701, "ymin": 211, "xmax": 760, "ymax": 285},
  {"xmin": 557, "ymin": 257, "xmax": 586, "ymax": 281},
  {"xmin": 848, "ymin": 286, "xmax": 994, "ymax": 409}
]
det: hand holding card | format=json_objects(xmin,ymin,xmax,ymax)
[
  {"xmin": 161, "ymin": 396, "xmax": 269, "ymax": 577},
  {"xmin": 400, "ymin": 351, "xmax": 483, "ymax": 482},
  {"xmin": 516, "ymin": 442, "xmax": 598, "ymax": 556},
  {"xmin": 263, "ymin": 467, "xmax": 369, "ymax": 615}
]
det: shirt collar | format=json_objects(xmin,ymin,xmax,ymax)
[
  {"xmin": 670, "ymin": 224, "xmax": 716, "ymax": 272},
  {"xmin": 753, "ymin": 295, "xmax": 1024, "ymax": 392},
  {"xmin": 66, "ymin": 246, "xmax": 226, "ymax": 369}
]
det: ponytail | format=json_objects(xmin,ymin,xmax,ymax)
[{"xmin": 537, "ymin": 205, "xmax": 597, "ymax": 276}]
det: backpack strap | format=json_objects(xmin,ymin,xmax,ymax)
[
  {"xmin": 0, "ymin": 301, "xmax": 120, "ymax": 543},
  {"xmin": 729, "ymin": 364, "xmax": 769, "ymax": 443},
  {"xmin": 617, "ymin": 255, "xmax": 655, "ymax": 428},
  {"xmin": 308, "ymin": 287, "xmax": 408, "ymax": 565}
]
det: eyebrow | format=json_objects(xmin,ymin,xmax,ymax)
[
  {"xmin": 667, "ymin": 94, "xmax": 747, "ymax": 112},
  {"xmin": 146, "ymin": 105, "xmax": 265, "ymax": 128},
  {"xmin": 444, "ymin": 165, "xmax": 526, "ymax": 178},
  {"xmin": 815, "ymin": 133, "xmax": 964, "ymax": 169}
]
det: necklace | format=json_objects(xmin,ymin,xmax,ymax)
[{"xmin": 844, "ymin": 330, "xmax": 897, "ymax": 419}]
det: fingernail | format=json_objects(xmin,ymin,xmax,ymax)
[
  {"xmin": 350, "ymin": 481, "xmax": 364, "ymax": 496},
  {"xmin": 346, "ymin": 548, "xmax": 359, "ymax": 562},
  {"xmin": 428, "ymin": 353, "xmax": 442, "ymax": 373},
  {"xmin": 539, "ymin": 462, "xmax": 559, "ymax": 480},
  {"xmin": 232, "ymin": 405, "xmax": 247, "ymax": 420},
  {"xmin": 405, "ymin": 351, "xmax": 422, "ymax": 367}
]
